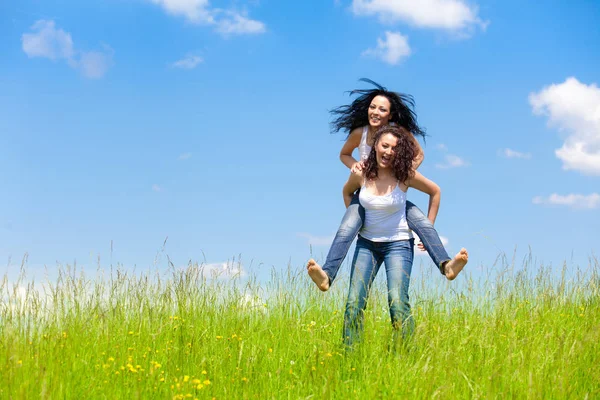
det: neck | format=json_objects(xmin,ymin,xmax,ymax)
[{"xmin": 377, "ymin": 167, "xmax": 395, "ymax": 180}]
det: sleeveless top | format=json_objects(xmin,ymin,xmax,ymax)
[
  {"xmin": 359, "ymin": 181, "xmax": 413, "ymax": 242},
  {"xmin": 358, "ymin": 126, "xmax": 371, "ymax": 161}
]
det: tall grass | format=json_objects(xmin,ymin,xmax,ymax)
[{"xmin": 2, "ymin": 254, "xmax": 599, "ymax": 399}]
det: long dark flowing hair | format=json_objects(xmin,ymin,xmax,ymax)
[
  {"xmin": 363, "ymin": 125, "xmax": 417, "ymax": 183},
  {"xmin": 330, "ymin": 78, "xmax": 426, "ymax": 139}
]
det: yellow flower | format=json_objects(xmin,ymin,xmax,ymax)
[
  {"xmin": 184, "ymin": 376, "xmax": 190, "ymax": 383},
  {"xmin": 201, "ymin": 370, "xmax": 207, "ymax": 375},
  {"xmin": 216, "ymin": 336, "xmax": 223, "ymax": 339},
  {"xmin": 128, "ymin": 331, "xmax": 134, "ymax": 335},
  {"xmin": 203, "ymin": 380, "xmax": 211, "ymax": 385},
  {"xmin": 196, "ymin": 384, "xmax": 204, "ymax": 390},
  {"xmin": 241, "ymin": 377, "xmax": 248, "ymax": 382},
  {"xmin": 268, "ymin": 348, "xmax": 273, "ymax": 353}
]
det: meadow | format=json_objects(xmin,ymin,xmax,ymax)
[{"xmin": 2, "ymin": 254, "xmax": 599, "ymax": 399}]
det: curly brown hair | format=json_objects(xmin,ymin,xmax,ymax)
[{"xmin": 363, "ymin": 125, "xmax": 417, "ymax": 183}]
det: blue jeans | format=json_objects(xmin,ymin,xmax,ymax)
[
  {"xmin": 321, "ymin": 193, "xmax": 450, "ymax": 285},
  {"xmin": 344, "ymin": 237, "xmax": 415, "ymax": 348}
]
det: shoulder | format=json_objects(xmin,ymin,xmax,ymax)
[
  {"xmin": 349, "ymin": 170, "xmax": 364, "ymax": 184},
  {"xmin": 343, "ymin": 127, "xmax": 365, "ymax": 148},
  {"xmin": 348, "ymin": 127, "xmax": 364, "ymax": 139}
]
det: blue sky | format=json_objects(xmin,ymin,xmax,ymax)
[{"xmin": 1, "ymin": 0, "xmax": 599, "ymax": 283}]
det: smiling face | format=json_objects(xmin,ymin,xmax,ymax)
[
  {"xmin": 368, "ymin": 95, "xmax": 392, "ymax": 128},
  {"xmin": 375, "ymin": 132, "xmax": 398, "ymax": 169}
]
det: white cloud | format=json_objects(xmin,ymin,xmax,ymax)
[
  {"xmin": 21, "ymin": 20, "xmax": 75, "ymax": 60},
  {"xmin": 152, "ymin": 184, "xmax": 162, "ymax": 192},
  {"xmin": 362, "ymin": 31, "xmax": 411, "ymax": 65},
  {"xmin": 414, "ymin": 233, "xmax": 449, "ymax": 256},
  {"xmin": 149, "ymin": 0, "xmax": 214, "ymax": 24},
  {"xmin": 238, "ymin": 292, "xmax": 266, "ymax": 313},
  {"xmin": 498, "ymin": 148, "xmax": 532, "ymax": 159},
  {"xmin": 529, "ymin": 77, "xmax": 600, "ymax": 176},
  {"xmin": 436, "ymin": 143, "xmax": 448, "ymax": 151},
  {"xmin": 297, "ymin": 233, "xmax": 334, "ymax": 247},
  {"xmin": 215, "ymin": 12, "xmax": 266, "ymax": 35},
  {"xmin": 435, "ymin": 154, "xmax": 469, "ymax": 169},
  {"xmin": 21, "ymin": 20, "xmax": 113, "ymax": 79},
  {"xmin": 79, "ymin": 46, "xmax": 114, "ymax": 79},
  {"xmin": 171, "ymin": 54, "xmax": 203, "ymax": 69},
  {"xmin": 351, "ymin": 0, "xmax": 487, "ymax": 34},
  {"xmin": 147, "ymin": 0, "xmax": 266, "ymax": 36},
  {"xmin": 178, "ymin": 152, "xmax": 192, "ymax": 160},
  {"xmin": 201, "ymin": 261, "xmax": 245, "ymax": 279},
  {"xmin": 532, "ymin": 193, "xmax": 600, "ymax": 210}
]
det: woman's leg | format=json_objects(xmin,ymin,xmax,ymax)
[
  {"xmin": 383, "ymin": 239, "xmax": 415, "ymax": 342},
  {"xmin": 405, "ymin": 201, "xmax": 469, "ymax": 280},
  {"xmin": 405, "ymin": 201, "xmax": 450, "ymax": 274},
  {"xmin": 343, "ymin": 237, "xmax": 382, "ymax": 349},
  {"xmin": 307, "ymin": 192, "xmax": 365, "ymax": 291}
]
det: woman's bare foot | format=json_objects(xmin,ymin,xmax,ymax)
[
  {"xmin": 443, "ymin": 248, "xmax": 468, "ymax": 280},
  {"xmin": 306, "ymin": 259, "xmax": 330, "ymax": 291}
]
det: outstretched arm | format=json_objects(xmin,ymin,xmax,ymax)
[
  {"xmin": 406, "ymin": 171, "xmax": 440, "ymax": 224},
  {"xmin": 340, "ymin": 128, "xmax": 363, "ymax": 171},
  {"xmin": 342, "ymin": 171, "xmax": 363, "ymax": 208}
]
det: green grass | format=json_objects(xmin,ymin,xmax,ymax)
[{"xmin": 2, "ymin": 256, "xmax": 600, "ymax": 399}]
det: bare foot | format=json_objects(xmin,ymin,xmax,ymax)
[
  {"xmin": 443, "ymin": 248, "xmax": 468, "ymax": 281},
  {"xmin": 306, "ymin": 259, "xmax": 330, "ymax": 292}
]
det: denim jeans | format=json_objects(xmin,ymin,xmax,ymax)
[
  {"xmin": 321, "ymin": 194, "xmax": 450, "ymax": 285},
  {"xmin": 343, "ymin": 236, "xmax": 415, "ymax": 348}
]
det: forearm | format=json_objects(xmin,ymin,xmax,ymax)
[
  {"xmin": 426, "ymin": 192, "xmax": 440, "ymax": 224},
  {"xmin": 340, "ymin": 154, "xmax": 358, "ymax": 170}
]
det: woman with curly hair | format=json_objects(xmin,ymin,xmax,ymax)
[
  {"xmin": 307, "ymin": 79, "xmax": 467, "ymax": 291},
  {"xmin": 339, "ymin": 126, "xmax": 468, "ymax": 347}
]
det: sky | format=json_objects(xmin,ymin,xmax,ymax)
[{"xmin": 1, "ymin": 0, "xmax": 599, "ymax": 285}]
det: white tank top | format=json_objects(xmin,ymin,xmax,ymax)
[
  {"xmin": 358, "ymin": 126, "xmax": 371, "ymax": 161},
  {"xmin": 359, "ymin": 182, "xmax": 413, "ymax": 242}
]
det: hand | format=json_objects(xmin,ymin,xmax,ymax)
[
  {"xmin": 417, "ymin": 242, "xmax": 426, "ymax": 251},
  {"xmin": 350, "ymin": 161, "xmax": 364, "ymax": 174}
]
